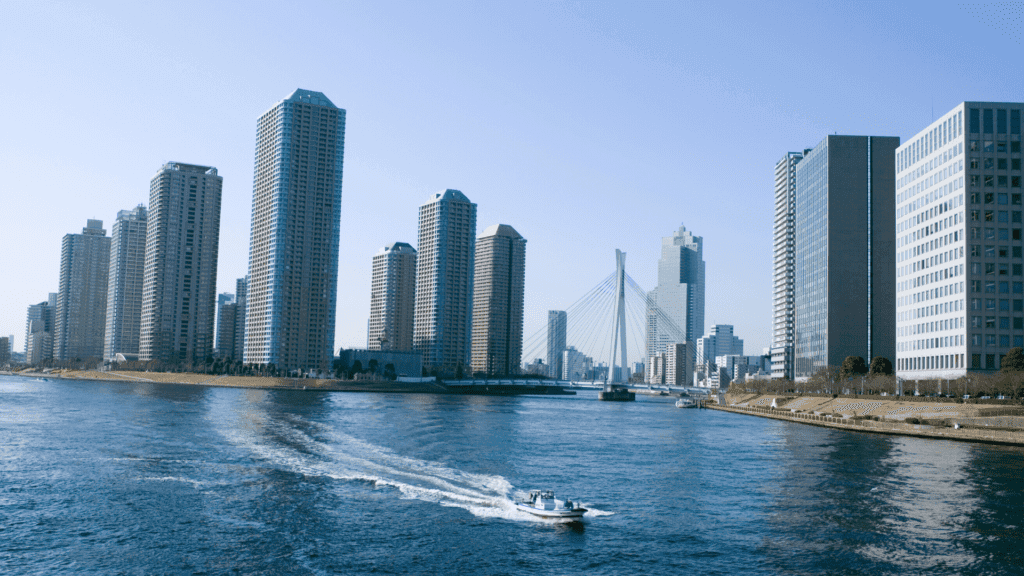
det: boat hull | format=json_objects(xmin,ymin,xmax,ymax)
[{"xmin": 514, "ymin": 503, "xmax": 587, "ymax": 520}]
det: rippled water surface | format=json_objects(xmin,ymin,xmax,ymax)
[{"xmin": 2, "ymin": 375, "xmax": 1023, "ymax": 575}]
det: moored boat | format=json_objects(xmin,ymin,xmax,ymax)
[
  {"xmin": 675, "ymin": 397, "xmax": 697, "ymax": 408},
  {"xmin": 515, "ymin": 490, "xmax": 587, "ymax": 520}
]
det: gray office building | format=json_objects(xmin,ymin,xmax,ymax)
[
  {"xmin": 645, "ymin": 225, "xmax": 704, "ymax": 361},
  {"xmin": 245, "ymin": 89, "xmax": 346, "ymax": 373},
  {"xmin": 104, "ymin": 205, "xmax": 148, "ymax": 360},
  {"xmin": 546, "ymin": 310, "xmax": 567, "ymax": 379},
  {"xmin": 794, "ymin": 135, "xmax": 899, "ymax": 379},
  {"xmin": 139, "ymin": 162, "xmax": 222, "ymax": 363},
  {"xmin": 55, "ymin": 220, "xmax": 111, "ymax": 361}
]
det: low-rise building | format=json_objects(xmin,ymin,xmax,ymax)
[{"xmin": 337, "ymin": 348, "xmax": 423, "ymax": 379}]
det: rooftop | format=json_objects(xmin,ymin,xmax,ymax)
[
  {"xmin": 426, "ymin": 189, "xmax": 472, "ymax": 204},
  {"xmin": 479, "ymin": 224, "xmax": 523, "ymax": 240}
]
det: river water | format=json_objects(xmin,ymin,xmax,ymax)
[{"xmin": 2, "ymin": 374, "xmax": 1022, "ymax": 575}]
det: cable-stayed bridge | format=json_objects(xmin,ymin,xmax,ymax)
[{"xmin": 521, "ymin": 250, "xmax": 720, "ymax": 396}]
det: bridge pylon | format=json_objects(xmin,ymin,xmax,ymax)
[{"xmin": 600, "ymin": 249, "xmax": 636, "ymax": 401}]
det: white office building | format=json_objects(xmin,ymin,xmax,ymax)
[{"xmin": 896, "ymin": 102, "xmax": 1024, "ymax": 378}]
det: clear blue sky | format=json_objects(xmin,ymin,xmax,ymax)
[{"xmin": 1, "ymin": 1, "xmax": 1021, "ymax": 360}]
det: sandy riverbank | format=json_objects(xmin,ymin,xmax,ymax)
[{"xmin": 40, "ymin": 370, "xmax": 569, "ymax": 396}]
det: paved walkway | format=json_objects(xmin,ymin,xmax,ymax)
[{"xmin": 708, "ymin": 403, "xmax": 1024, "ymax": 446}]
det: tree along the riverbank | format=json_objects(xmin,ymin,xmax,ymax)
[{"xmin": 731, "ymin": 370, "xmax": 1024, "ymax": 402}]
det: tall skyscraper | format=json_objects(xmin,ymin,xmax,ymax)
[
  {"xmin": 546, "ymin": 310, "xmax": 567, "ymax": 379},
  {"xmin": 794, "ymin": 135, "xmax": 899, "ymax": 378},
  {"xmin": 0, "ymin": 337, "xmax": 9, "ymax": 365},
  {"xmin": 54, "ymin": 220, "xmax": 110, "ymax": 361},
  {"xmin": 104, "ymin": 205, "xmax": 148, "ymax": 360},
  {"xmin": 368, "ymin": 242, "xmax": 417, "ymax": 351},
  {"xmin": 246, "ymin": 89, "xmax": 346, "ymax": 372},
  {"xmin": 896, "ymin": 102, "xmax": 1024, "ymax": 377},
  {"xmin": 24, "ymin": 293, "xmax": 56, "ymax": 363},
  {"xmin": 646, "ymin": 225, "xmax": 704, "ymax": 360},
  {"xmin": 470, "ymin": 224, "xmax": 527, "ymax": 376},
  {"xmin": 234, "ymin": 276, "xmax": 247, "ymax": 363},
  {"xmin": 139, "ymin": 162, "xmax": 222, "ymax": 363},
  {"xmin": 413, "ymin": 189, "xmax": 477, "ymax": 376},
  {"xmin": 770, "ymin": 152, "xmax": 805, "ymax": 380}
]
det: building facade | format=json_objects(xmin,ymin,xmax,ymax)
[
  {"xmin": 646, "ymin": 225, "xmax": 705, "ymax": 362},
  {"xmin": 412, "ymin": 189, "xmax": 477, "ymax": 376},
  {"xmin": 54, "ymin": 220, "xmax": 111, "ymax": 361},
  {"xmin": 24, "ymin": 294, "xmax": 56, "ymax": 364},
  {"xmin": 470, "ymin": 224, "xmax": 527, "ymax": 376},
  {"xmin": 770, "ymin": 152, "xmax": 805, "ymax": 380},
  {"xmin": 216, "ymin": 296, "xmax": 237, "ymax": 359},
  {"xmin": 562, "ymin": 346, "xmax": 592, "ymax": 381},
  {"xmin": 896, "ymin": 102, "xmax": 1024, "ymax": 377},
  {"xmin": 696, "ymin": 324, "xmax": 743, "ymax": 364},
  {"xmin": 546, "ymin": 310, "xmax": 567, "ymax": 379},
  {"xmin": 245, "ymin": 89, "xmax": 346, "ymax": 372},
  {"xmin": 368, "ymin": 242, "xmax": 417, "ymax": 351},
  {"xmin": 338, "ymin": 348, "xmax": 423, "ymax": 379},
  {"xmin": 139, "ymin": 162, "xmax": 222, "ymax": 363},
  {"xmin": 695, "ymin": 324, "xmax": 743, "ymax": 386},
  {"xmin": 794, "ymin": 135, "xmax": 899, "ymax": 379},
  {"xmin": 104, "ymin": 205, "xmax": 148, "ymax": 360},
  {"xmin": 234, "ymin": 276, "xmax": 247, "ymax": 363}
]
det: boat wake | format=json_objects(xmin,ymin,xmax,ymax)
[{"xmin": 217, "ymin": 414, "xmax": 610, "ymax": 522}]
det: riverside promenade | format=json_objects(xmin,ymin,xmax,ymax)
[{"xmin": 709, "ymin": 400, "xmax": 1024, "ymax": 447}]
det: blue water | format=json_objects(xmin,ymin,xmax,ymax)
[{"xmin": 2, "ymin": 375, "xmax": 1023, "ymax": 575}]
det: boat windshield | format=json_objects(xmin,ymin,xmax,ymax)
[{"xmin": 540, "ymin": 490, "xmax": 554, "ymax": 499}]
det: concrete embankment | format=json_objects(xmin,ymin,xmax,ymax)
[{"xmin": 708, "ymin": 402, "xmax": 1024, "ymax": 446}]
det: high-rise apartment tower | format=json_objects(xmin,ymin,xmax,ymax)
[
  {"xmin": 104, "ymin": 205, "xmax": 148, "ymax": 360},
  {"xmin": 896, "ymin": 102, "xmax": 1024, "ymax": 377},
  {"xmin": 139, "ymin": 162, "xmax": 222, "ymax": 363},
  {"xmin": 770, "ymin": 152, "xmax": 804, "ymax": 380},
  {"xmin": 793, "ymin": 135, "xmax": 899, "ymax": 378},
  {"xmin": 245, "ymin": 89, "xmax": 346, "ymax": 372},
  {"xmin": 413, "ymin": 189, "xmax": 477, "ymax": 376},
  {"xmin": 54, "ymin": 220, "xmax": 110, "ymax": 361},
  {"xmin": 470, "ymin": 224, "xmax": 527, "ymax": 376},
  {"xmin": 368, "ymin": 242, "xmax": 417, "ymax": 351}
]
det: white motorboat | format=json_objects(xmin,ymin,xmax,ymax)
[
  {"xmin": 675, "ymin": 397, "xmax": 697, "ymax": 408},
  {"xmin": 515, "ymin": 490, "xmax": 587, "ymax": 520}
]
